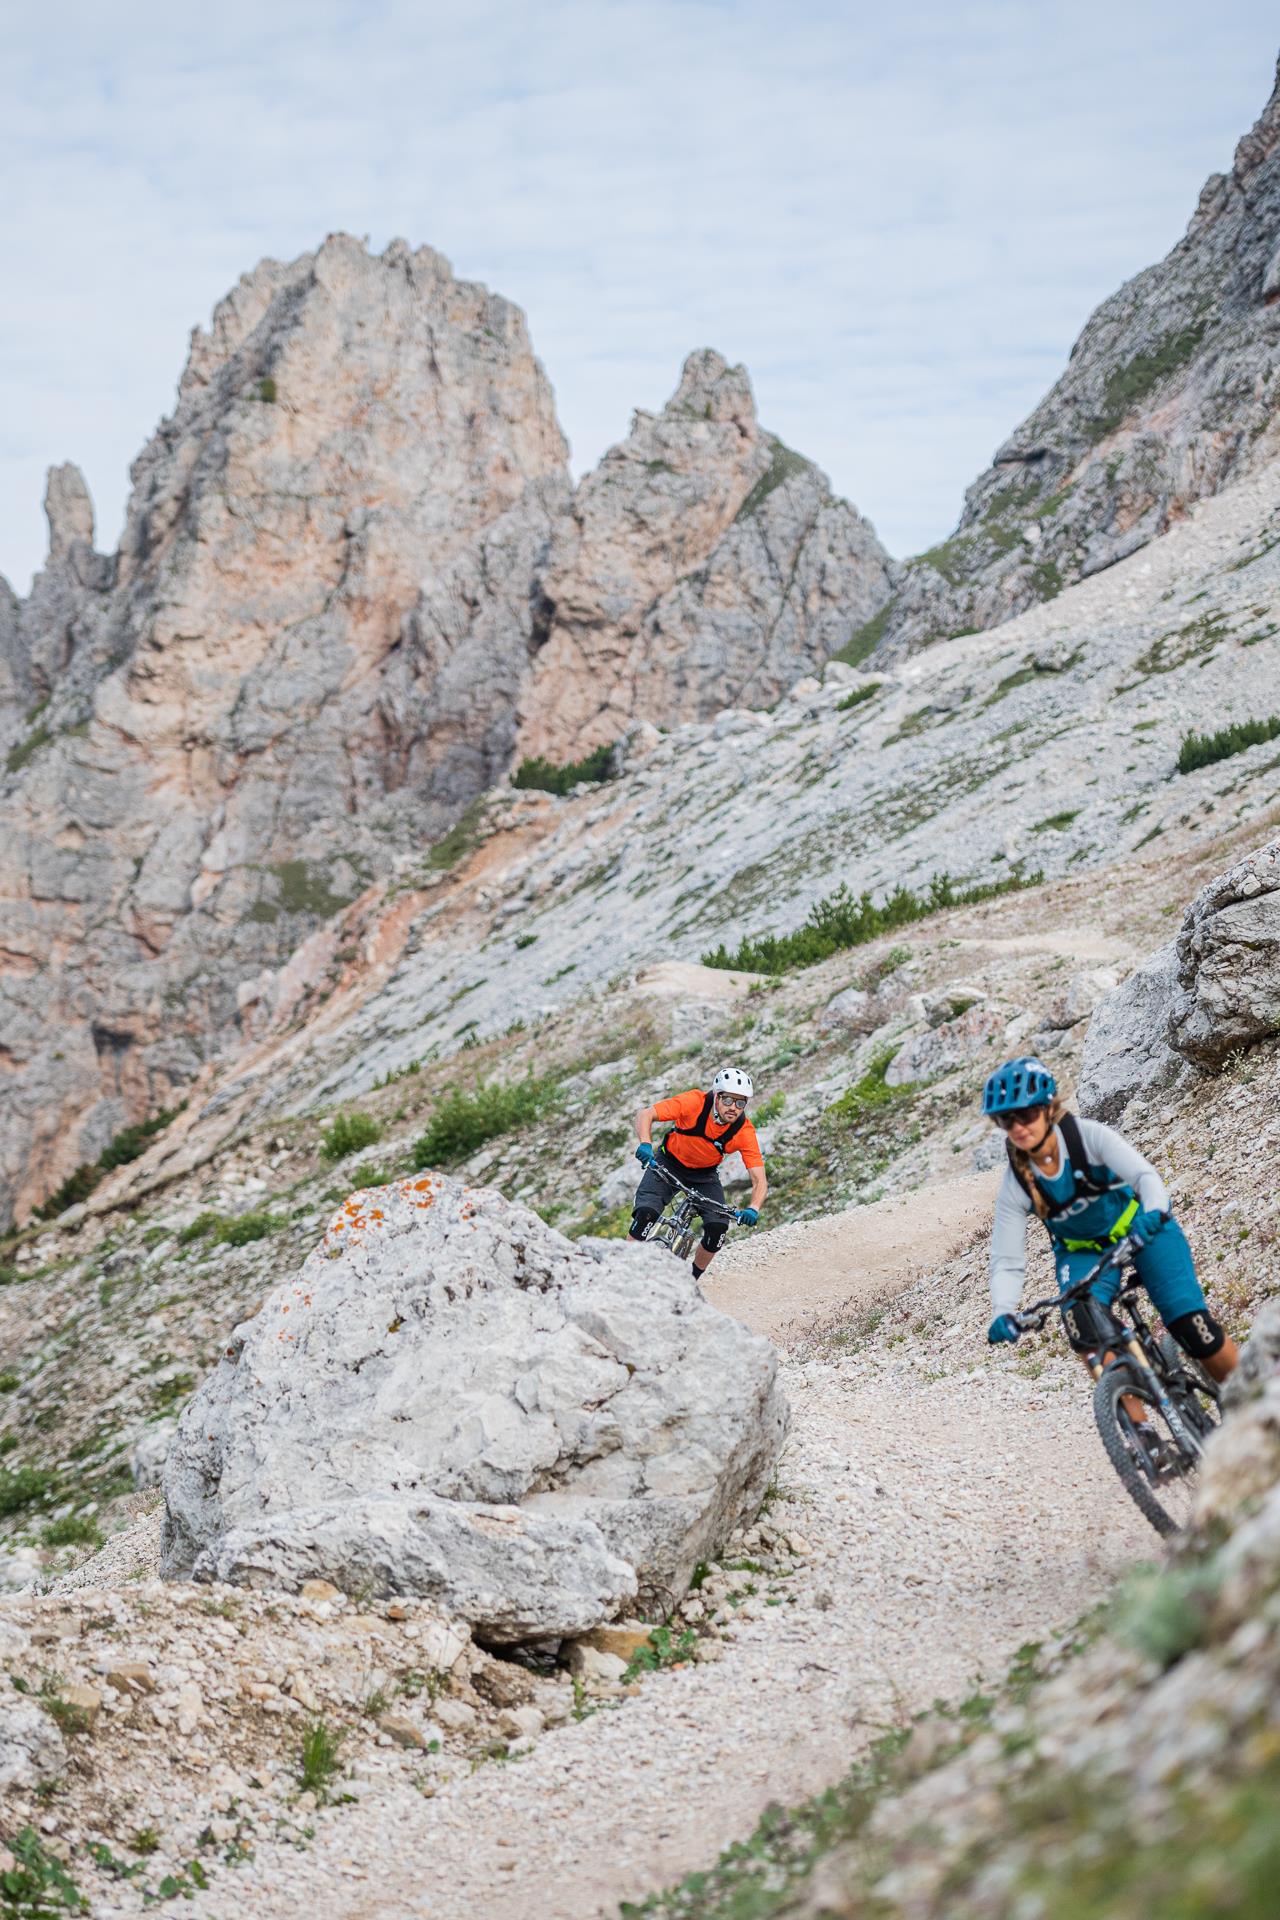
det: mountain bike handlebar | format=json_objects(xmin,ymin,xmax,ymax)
[
  {"xmin": 650, "ymin": 1155, "xmax": 749, "ymax": 1224},
  {"xmin": 1010, "ymin": 1236, "xmax": 1138, "ymax": 1333}
]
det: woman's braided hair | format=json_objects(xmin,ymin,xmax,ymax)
[{"xmin": 1009, "ymin": 1092, "xmax": 1069, "ymax": 1220}]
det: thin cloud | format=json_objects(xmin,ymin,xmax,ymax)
[{"xmin": 0, "ymin": 0, "xmax": 1275, "ymax": 588}]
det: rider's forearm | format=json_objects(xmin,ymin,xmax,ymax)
[
  {"xmin": 749, "ymin": 1169, "xmax": 768, "ymax": 1208},
  {"xmin": 634, "ymin": 1105, "xmax": 655, "ymax": 1145}
]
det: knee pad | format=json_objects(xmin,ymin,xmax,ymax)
[
  {"xmin": 1166, "ymin": 1309, "xmax": 1226, "ymax": 1361},
  {"xmin": 1060, "ymin": 1294, "xmax": 1119, "ymax": 1355},
  {"xmin": 629, "ymin": 1208, "xmax": 658, "ymax": 1241},
  {"xmin": 700, "ymin": 1219, "xmax": 728, "ymax": 1254}
]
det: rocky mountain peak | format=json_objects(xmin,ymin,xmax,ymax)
[
  {"xmin": 43, "ymin": 463, "xmax": 95, "ymax": 560},
  {"xmin": 873, "ymin": 56, "xmax": 1280, "ymax": 660}
]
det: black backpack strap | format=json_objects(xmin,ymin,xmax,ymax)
[
  {"xmin": 667, "ymin": 1090, "xmax": 746, "ymax": 1158},
  {"xmin": 1005, "ymin": 1138, "xmax": 1032, "ymax": 1199},
  {"xmin": 1059, "ymin": 1112, "xmax": 1115, "ymax": 1196}
]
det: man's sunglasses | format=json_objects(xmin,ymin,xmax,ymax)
[
  {"xmin": 991, "ymin": 1104, "xmax": 1046, "ymax": 1132},
  {"xmin": 716, "ymin": 1094, "xmax": 748, "ymax": 1109}
]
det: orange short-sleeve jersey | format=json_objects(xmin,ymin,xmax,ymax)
[{"xmin": 653, "ymin": 1089, "xmax": 764, "ymax": 1170}]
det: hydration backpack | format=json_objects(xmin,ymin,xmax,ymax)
[{"xmin": 665, "ymin": 1090, "xmax": 747, "ymax": 1159}]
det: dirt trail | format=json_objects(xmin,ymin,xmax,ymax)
[
  {"xmin": 703, "ymin": 1171, "xmax": 997, "ymax": 1338},
  {"xmin": 191, "ymin": 1175, "xmax": 1150, "ymax": 1920}
]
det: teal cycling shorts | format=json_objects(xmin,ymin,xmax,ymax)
[{"xmin": 1055, "ymin": 1216, "xmax": 1205, "ymax": 1325}]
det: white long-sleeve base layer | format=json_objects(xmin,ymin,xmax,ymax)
[{"xmin": 988, "ymin": 1118, "xmax": 1172, "ymax": 1318}]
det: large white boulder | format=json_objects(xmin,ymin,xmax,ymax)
[
  {"xmin": 161, "ymin": 1173, "xmax": 786, "ymax": 1639},
  {"xmin": 1078, "ymin": 944, "xmax": 1181, "ymax": 1120},
  {"xmin": 1169, "ymin": 839, "xmax": 1280, "ymax": 1067}
]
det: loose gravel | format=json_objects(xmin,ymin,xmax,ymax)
[{"xmin": 174, "ymin": 1191, "xmax": 1149, "ymax": 1920}]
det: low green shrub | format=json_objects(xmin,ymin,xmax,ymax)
[
  {"xmin": 830, "ymin": 1049, "xmax": 906, "ymax": 1123},
  {"xmin": 0, "ymin": 1464, "xmax": 57, "ymax": 1515},
  {"xmin": 512, "ymin": 743, "xmax": 616, "ymax": 796},
  {"xmin": 320, "ymin": 1110, "xmax": 382, "ymax": 1161},
  {"xmin": 622, "ymin": 1625, "xmax": 700, "ymax": 1683},
  {"xmin": 42, "ymin": 1512, "xmax": 103, "ymax": 1549},
  {"xmin": 0, "ymin": 1371, "xmax": 17, "ymax": 1392},
  {"xmin": 35, "ymin": 1108, "xmax": 180, "ymax": 1219},
  {"xmin": 751, "ymin": 1091, "xmax": 786, "ymax": 1127},
  {"xmin": 0, "ymin": 1826, "xmax": 87, "ymax": 1914},
  {"xmin": 413, "ymin": 1075, "xmax": 558, "ymax": 1168},
  {"xmin": 702, "ymin": 870, "xmax": 1042, "ymax": 975},
  {"xmin": 298, "ymin": 1717, "xmax": 344, "ymax": 1795},
  {"xmin": 177, "ymin": 1209, "xmax": 283, "ymax": 1249},
  {"xmin": 836, "ymin": 681, "xmax": 882, "ymax": 712},
  {"xmin": 1177, "ymin": 714, "xmax": 1280, "ymax": 774}
]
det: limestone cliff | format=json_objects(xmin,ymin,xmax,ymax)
[
  {"xmin": 517, "ymin": 351, "xmax": 894, "ymax": 758},
  {"xmin": 0, "ymin": 245, "xmax": 888, "ymax": 1226},
  {"xmin": 0, "ymin": 235, "xmax": 569, "ymax": 1225},
  {"xmin": 877, "ymin": 57, "xmax": 1280, "ymax": 656}
]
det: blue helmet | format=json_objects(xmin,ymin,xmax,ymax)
[{"xmin": 982, "ymin": 1056, "xmax": 1057, "ymax": 1116}]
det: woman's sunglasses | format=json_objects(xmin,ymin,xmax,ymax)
[{"xmin": 992, "ymin": 1104, "xmax": 1046, "ymax": 1132}]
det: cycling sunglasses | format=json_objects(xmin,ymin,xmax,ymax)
[
  {"xmin": 991, "ymin": 1104, "xmax": 1046, "ymax": 1132},
  {"xmin": 715, "ymin": 1093, "xmax": 749, "ymax": 1109}
]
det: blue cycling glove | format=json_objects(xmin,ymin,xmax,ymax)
[
  {"xmin": 1128, "ymin": 1208, "xmax": 1167, "ymax": 1250},
  {"xmin": 737, "ymin": 1207, "xmax": 759, "ymax": 1227},
  {"xmin": 987, "ymin": 1314, "xmax": 1020, "ymax": 1345},
  {"xmin": 635, "ymin": 1143, "xmax": 656, "ymax": 1167}
]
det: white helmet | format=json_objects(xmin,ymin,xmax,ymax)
[{"xmin": 711, "ymin": 1066, "xmax": 754, "ymax": 1100}]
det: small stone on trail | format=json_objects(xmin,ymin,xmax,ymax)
[
  {"xmin": 378, "ymin": 1711, "xmax": 429, "ymax": 1749},
  {"xmin": 567, "ymin": 1645, "xmax": 628, "ymax": 1684},
  {"xmin": 578, "ymin": 1620, "xmax": 654, "ymax": 1663},
  {"xmin": 300, "ymin": 1579, "xmax": 343, "ymax": 1603},
  {"xmin": 61, "ymin": 1684, "xmax": 102, "ymax": 1726}
]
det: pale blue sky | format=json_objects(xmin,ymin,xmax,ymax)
[{"xmin": 1, "ymin": 1, "xmax": 1276, "ymax": 589}]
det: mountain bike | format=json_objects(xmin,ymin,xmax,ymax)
[
  {"xmin": 642, "ymin": 1160, "xmax": 746, "ymax": 1263},
  {"xmin": 1011, "ymin": 1237, "xmax": 1222, "ymax": 1537}
]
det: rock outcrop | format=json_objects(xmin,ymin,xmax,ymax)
[
  {"xmin": 877, "ymin": 57, "xmax": 1280, "ymax": 656},
  {"xmin": 1080, "ymin": 837, "xmax": 1280, "ymax": 1117},
  {"xmin": 1168, "ymin": 838, "xmax": 1280, "ymax": 1066},
  {"xmin": 0, "ymin": 236, "xmax": 570, "ymax": 1226},
  {"xmin": 0, "ymin": 250, "xmax": 889, "ymax": 1227},
  {"xmin": 517, "ymin": 351, "xmax": 894, "ymax": 759},
  {"xmin": 161, "ymin": 1174, "xmax": 787, "ymax": 1638}
]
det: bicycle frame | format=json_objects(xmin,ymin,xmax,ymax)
[
  {"xmin": 1013, "ymin": 1242, "xmax": 1204, "ymax": 1462},
  {"xmin": 643, "ymin": 1156, "xmax": 739, "ymax": 1258}
]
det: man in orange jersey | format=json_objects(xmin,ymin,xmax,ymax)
[{"xmin": 629, "ymin": 1067, "xmax": 767, "ymax": 1278}]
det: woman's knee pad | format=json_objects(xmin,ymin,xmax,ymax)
[
  {"xmin": 629, "ymin": 1208, "xmax": 659, "ymax": 1241},
  {"xmin": 1166, "ymin": 1309, "xmax": 1226, "ymax": 1360},
  {"xmin": 700, "ymin": 1219, "xmax": 728, "ymax": 1253}
]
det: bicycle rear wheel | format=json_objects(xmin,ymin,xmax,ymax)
[{"xmin": 1092, "ymin": 1367, "xmax": 1201, "ymax": 1537}]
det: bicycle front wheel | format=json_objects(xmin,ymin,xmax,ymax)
[{"xmin": 1092, "ymin": 1368, "xmax": 1201, "ymax": 1538}]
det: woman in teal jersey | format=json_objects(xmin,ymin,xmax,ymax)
[{"xmin": 982, "ymin": 1056, "xmax": 1238, "ymax": 1385}]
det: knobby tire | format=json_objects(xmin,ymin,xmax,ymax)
[{"xmin": 1092, "ymin": 1367, "xmax": 1199, "ymax": 1538}]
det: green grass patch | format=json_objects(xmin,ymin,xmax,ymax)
[
  {"xmin": 257, "ymin": 375, "xmax": 278, "ymax": 402},
  {"xmin": 42, "ymin": 1512, "xmax": 104, "ymax": 1550},
  {"xmin": 0, "ymin": 1464, "xmax": 58, "ymax": 1516},
  {"xmin": 297, "ymin": 1718, "xmax": 344, "ymax": 1797},
  {"xmin": 512, "ymin": 743, "xmax": 616, "ymax": 796},
  {"xmin": 835, "ymin": 682, "xmax": 882, "ymax": 713},
  {"xmin": 1031, "ymin": 809, "xmax": 1080, "ymax": 833},
  {"xmin": 832, "ymin": 597, "xmax": 897, "ymax": 668},
  {"xmin": 0, "ymin": 1825, "xmax": 88, "ymax": 1914},
  {"xmin": 5, "ymin": 724, "xmax": 53, "ymax": 776},
  {"xmin": 34, "ymin": 1107, "xmax": 181, "ymax": 1220},
  {"xmin": 424, "ymin": 799, "xmax": 485, "ymax": 871},
  {"xmin": 751, "ymin": 1091, "xmax": 786, "ymax": 1127},
  {"xmin": 1090, "ymin": 320, "xmax": 1207, "ymax": 437},
  {"xmin": 413, "ymin": 1074, "xmax": 559, "ymax": 1168},
  {"xmin": 320, "ymin": 1110, "xmax": 382, "ymax": 1161},
  {"xmin": 1177, "ymin": 715, "xmax": 1280, "ymax": 774},
  {"xmin": 177, "ymin": 1209, "xmax": 284, "ymax": 1249},
  {"xmin": 0, "ymin": 1372, "xmax": 17, "ymax": 1393},
  {"xmin": 914, "ymin": 533, "xmax": 977, "ymax": 586},
  {"xmin": 734, "ymin": 436, "xmax": 811, "ymax": 520},
  {"xmin": 702, "ymin": 869, "xmax": 1041, "ymax": 976},
  {"xmin": 829, "ymin": 1048, "xmax": 909, "ymax": 1124},
  {"xmin": 622, "ymin": 1625, "xmax": 700, "ymax": 1683}
]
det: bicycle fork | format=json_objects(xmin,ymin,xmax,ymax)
[{"xmin": 1110, "ymin": 1340, "xmax": 1202, "ymax": 1462}]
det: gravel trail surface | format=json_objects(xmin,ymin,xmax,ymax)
[{"xmin": 186, "ymin": 1182, "xmax": 1149, "ymax": 1920}]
